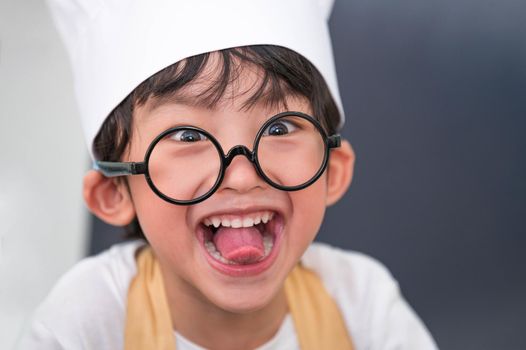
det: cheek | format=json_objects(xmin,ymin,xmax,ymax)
[
  {"xmin": 289, "ymin": 176, "xmax": 328, "ymax": 247},
  {"xmin": 127, "ymin": 177, "xmax": 190, "ymax": 252}
]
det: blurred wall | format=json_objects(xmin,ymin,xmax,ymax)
[
  {"xmin": 0, "ymin": 1, "xmax": 87, "ymax": 349},
  {"xmin": 322, "ymin": 0, "xmax": 526, "ymax": 349}
]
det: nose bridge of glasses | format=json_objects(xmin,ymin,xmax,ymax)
[{"xmin": 224, "ymin": 145, "xmax": 255, "ymax": 167}]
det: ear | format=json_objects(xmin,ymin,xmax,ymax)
[
  {"xmin": 326, "ymin": 140, "xmax": 355, "ymax": 206},
  {"xmin": 83, "ymin": 170, "xmax": 136, "ymax": 226}
]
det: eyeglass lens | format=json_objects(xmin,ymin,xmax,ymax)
[{"xmin": 147, "ymin": 114, "xmax": 326, "ymax": 202}]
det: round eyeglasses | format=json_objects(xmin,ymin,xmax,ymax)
[{"xmin": 95, "ymin": 111, "xmax": 341, "ymax": 205}]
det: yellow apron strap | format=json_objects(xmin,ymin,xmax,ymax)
[
  {"xmin": 284, "ymin": 263, "xmax": 354, "ymax": 350},
  {"xmin": 125, "ymin": 247, "xmax": 353, "ymax": 350},
  {"xmin": 124, "ymin": 247, "xmax": 175, "ymax": 350}
]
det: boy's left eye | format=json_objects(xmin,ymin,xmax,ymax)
[{"xmin": 262, "ymin": 120, "xmax": 297, "ymax": 136}]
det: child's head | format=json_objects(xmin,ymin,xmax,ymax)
[
  {"xmin": 92, "ymin": 45, "xmax": 343, "ymax": 239},
  {"xmin": 84, "ymin": 45, "xmax": 355, "ymax": 312},
  {"xmin": 50, "ymin": 0, "xmax": 355, "ymax": 313}
]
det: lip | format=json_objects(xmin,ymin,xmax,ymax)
[{"xmin": 195, "ymin": 211, "xmax": 285, "ymax": 277}]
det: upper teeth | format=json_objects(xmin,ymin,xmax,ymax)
[{"xmin": 204, "ymin": 211, "xmax": 275, "ymax": 228}]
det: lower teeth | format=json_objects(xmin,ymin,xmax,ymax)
[{"xmin": 205, "ymin": 234, "xmax": 274, "ymax": 265}]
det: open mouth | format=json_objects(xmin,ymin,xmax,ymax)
[{"xmin": 198, "ymin": 211, "xmax": 282, "ymax": 268}]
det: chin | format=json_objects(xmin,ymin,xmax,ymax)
[{"xmin": 207, "ymin": 282, "xmax": 281, "ymax": 314}]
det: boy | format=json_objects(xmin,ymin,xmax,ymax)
[{"xmin": 20, "ymin": 0, "xmax": 437, "ymax": 349}]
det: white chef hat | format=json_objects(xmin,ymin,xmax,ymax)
[{"xmin": 47, "ymin": 0, "xmax": 344, "ymax": 158}]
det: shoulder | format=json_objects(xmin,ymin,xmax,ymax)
[
  {"xmin": 303, "ymin": 242, "xmax": 438, "ymax": 350},
  {"xmin": 18, "ymin": 240, "xmax": 145, "ymax": 350}
]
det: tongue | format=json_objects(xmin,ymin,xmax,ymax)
[{"xmin": 213, "ymin": 226, "xmax": 265, "ymax": 264}]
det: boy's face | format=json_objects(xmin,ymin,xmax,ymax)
[{"xmin": 120, "ymin": 60, "xmax": 338, "ymax": 313}]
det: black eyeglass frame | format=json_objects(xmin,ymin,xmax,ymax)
[{"xmin": 94, "ymin": 111, "xmax": 341, "ymax": 205}]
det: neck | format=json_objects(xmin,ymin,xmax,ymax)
[{"xmin": 160, "ymin": 267, "xmax": 288, "ymax": 350}]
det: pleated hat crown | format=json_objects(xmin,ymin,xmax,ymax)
[{"xmin": 47, "ymin": 0, "xmax": 344, "ymax": 157}]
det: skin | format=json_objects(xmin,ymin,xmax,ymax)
[{"xmin": 84, "ymin": 58, "xmax": 355, "ymax": 349}]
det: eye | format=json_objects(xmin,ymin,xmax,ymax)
[
  {"xmin": 262, "ymin": 120, "xmax": 297, "ymax": 136},
  {"xmin": 170, "ymin": 129, "xmax": 208, "ymax": 142}
]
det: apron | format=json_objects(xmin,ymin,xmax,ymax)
[{"xmin": 124, "ymin": 247, "xmax": 354, "ymax": 350}]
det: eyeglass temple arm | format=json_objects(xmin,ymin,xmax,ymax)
[
  {"xmin": 93, "ymin": 160, "xmax": 147, "ymax": 177},
  {"xmin": 328, "ymin": 134, "xmax": 341, "ymax": 149}
]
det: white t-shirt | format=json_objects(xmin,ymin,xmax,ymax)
[{"xmin": 17, "ymin": 241, "xmax": 438, "ymax": 349}]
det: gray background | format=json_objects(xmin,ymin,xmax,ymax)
[
  {"xmin": 1, "ymin": 1, "xmax": 87, "ymax": 348},
  {"xmin": 88, "ymin": 0, "xmax": 526, "ymax": 349}
]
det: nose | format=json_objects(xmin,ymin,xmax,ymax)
[{"xmin": 219, "ymin": 145, "xmax": 265, "ymax": 193}]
